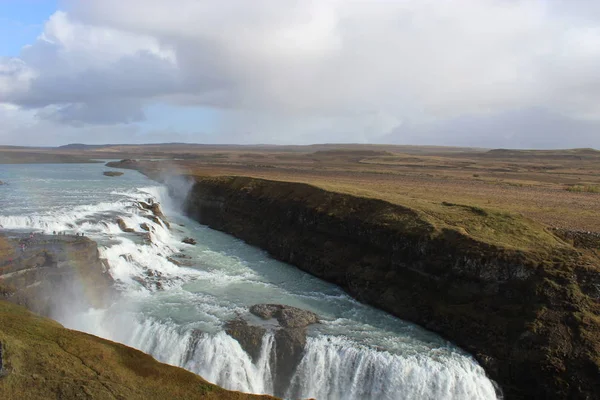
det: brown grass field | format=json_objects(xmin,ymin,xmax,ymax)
[{"xmin": 2, "ymin": 143, "xmax": 600, "ymax": 235}]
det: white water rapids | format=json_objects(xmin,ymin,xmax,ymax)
[{"xmin": 0, "ymin": 163, "xmax": 500, "ymax": 399}]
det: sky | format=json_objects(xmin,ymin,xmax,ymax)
[{"xmin": 1, "ymin": 0, "xmax": 600, "ymax": 148}]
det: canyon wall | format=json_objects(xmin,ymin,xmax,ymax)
[{"xmin": 182, "ymin": 175, "xmax": 600, "ymax": 400}]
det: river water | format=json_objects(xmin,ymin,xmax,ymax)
[{"xmin": 0, "ymin": 162, "xmax": 499, "ymax": 400}]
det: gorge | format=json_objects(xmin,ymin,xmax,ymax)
[
  {"xmin": 110, "ymin": 159, "xmax": 600, "ymax": 399},
  {"xmin": 0, "ymin": 162, "xmax": 499, "ymax": 399}
]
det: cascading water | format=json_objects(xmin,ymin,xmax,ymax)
[{"xmin": 0, "ymin": 163, "xmax": 500, "ymax": 399}]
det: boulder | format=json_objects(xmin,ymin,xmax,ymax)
[
  {"xmin": 139, "ymin": 223, "xmax": 150, "ymax": 232},
  {"xmin": 0, "ymin": 181, "xmax": 5, "ymax": 185},
  {"xmin": 116, "ymin": 218, "xmax": 135, "ymax": 233},
  {"xmin": 103, "ymin": 171, "xmax": 123, "ymax": 177},
  {"xmin": 226, "ymin": 304, "xmax": 319, "ymax": 397},
  {"xmin": 273, "ymin": 328, "xmax": 306, "ymax": 391},
  {"xmin": 143, "ymin": 215, "xmax": 162, "ymax": 225},
  {"xmin": 182, "ymin": 237, "xmax": 197, "ymax": 245},
  {"xmin": 225, "ymin": 319, "xmax": 267, "ymax": 363},
  {"xmin": 139, "ymin": 201, "xmax": 170, "ymax": 229},
  {"xmin": 250, "ymin": 304, "xmax": 319, "ymax": 328}
]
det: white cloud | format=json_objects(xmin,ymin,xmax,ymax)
[{"xmin": 1, "ymin": 0, "xmax": 600, "ymax": 146}]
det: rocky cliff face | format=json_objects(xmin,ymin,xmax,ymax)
[
  {"xmin": 0, "ymin": 233, "xmax": 114, "ymax": 318},
  {"xmin": 182, "ymin": 175, "xmax": 600, "ymax": 400}
]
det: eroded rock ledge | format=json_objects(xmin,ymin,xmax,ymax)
[{"xmin": 0, "ymin": 233, "xmax": 114, "ymax": 318}]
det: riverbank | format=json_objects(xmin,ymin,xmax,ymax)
[
  {"xmin": 108, "ymin": 159, "xmax": 600, "ymax": 399},
  {"xmin": 0, "ymin": 232, "xmax": 277, "ymax": 400}
]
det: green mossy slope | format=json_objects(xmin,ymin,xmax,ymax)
[{"xmin": 0, "ymin": 301, "xmax": 275, "ymax": 400}]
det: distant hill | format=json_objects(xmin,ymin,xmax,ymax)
[
  {"xmin": 58, "ymin": 143, "xmax": 196, "ymax": 150},
  {"xmin": 485, "ymin": 148, "xmax": 600, "ymax": 159},
  {"xmin": 58, "ymin": 143, "xmax": 118, "ymax": 150}
]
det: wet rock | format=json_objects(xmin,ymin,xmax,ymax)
[
  {"xmin": 250, "ymin": 304, "xmax": 319, "ymax": 396},
  {"xmin": 103, "ymin": 171, "xmax": 123, "ymax": 177},
  {"xmin": 250, "ymin": 304, "xmax": 319, "ymax": 328},
  {"xmin": 139, "ymin": 201, "xmax": 170, "ymax": 229},
  {"xmin": 116, "ymin": 218, "xmax": 135, "ymax": 233},
  {"xmin": 132, "ymin": 276, "xmax": 150, "ymax": 289},
  {"xmin": 0, "ymin": 233, "xmax": 114, "ymax": 316},
  {"xmin": 182, "ymin": 237, "xmax": 197, "ymax": 245},
  {"xmin": 225, "ymin": 319, "xmax": 267, "ymax": 363},
  {"xmin": 226, "ymin": 304, "xmax": 320, "ymax": 397},
  {"xmin": 118, "ymin": 254, "xmax": 133, "ymax": 262},
  {"xmin": 167, "ymin": 256, "xmax": 181, "ymax": 266},
  {"xmin": 149, "ymin": 203, "xmax": 165, "ymax": 219},
  {"xmin": 143, "ymin": 215, "xmax": 162, "ymax": 225},
  {"xmin": 150, "ymin": 204, "xmax": 170, "ymax": 229},
  {"xmin": 0, "ymin": 181, "xmax": 5, "ymax": 185},
  {"xmin": 139, "ymin": 223, "xmax": 150, "ymax": 232},
  {"xmin": 273, "ymin": 328, "xmax": 306, "ymax": 391},
  {"xmin": 167, "ymin": 256, "xmax": 194, "ymax": 267}
]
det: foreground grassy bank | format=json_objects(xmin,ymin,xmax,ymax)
[
  {"xmin": 108, "ymin": 160, "xmax": 600, "ymax": 399},
  {"xmin": 0, "ymin": 301, "xmax": 275, "ymax": 400}
]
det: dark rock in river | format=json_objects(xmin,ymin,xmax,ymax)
[
  {"xmin": 225, "ymin": 304, "xmax": 319, "ymax": 397},
  {"xmin": 225, "ymin": 319, "xmax": 267, "ymax": 363},
  {"xmin": 250, "ymin": 304, "xmax": 318, "ymax": 396},
  {"xmin": 250, "ymin": 304, "xmax": 319, "ymax": 328},
  {"xmin": 182, "ymin": 237, "xmax": 197, "ymax": 245},
  {"xmin": 103, "ymin": 171, "xmax": 123, "ymax": 177},
  {"xmin": 139, "ymin": 201, "xmax": 171, "ymax": 229},
  {"xmin": 116, "ymin": 218, "xmax": 135, "ymax": 233},
  {"xmin": 139, "ymin": 223, "xmax": 150, "ymax": 232},
  {"xmin": 166, "ymin": 256, "xmax": 194, "ymax": 267},
  {"xmin": 0, "ymin": 181, "xmax": 5, "ymax": 185},
  {"xmin": 143, "ymin": 215, "xmax": 162, "ymax": 225}
]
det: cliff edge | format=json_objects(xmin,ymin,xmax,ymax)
[
  {"xmin": 0, "ymin": 233, "xmax": 114, "ymax": 317},
  {"xmin": 180, "ymin": 175, "xmax": 600, "ymax": 400}
]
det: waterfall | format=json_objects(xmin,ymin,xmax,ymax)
[
  {"xmin": 1, "ymin": 165, "xmax": 499, "ymax": 400},
  {"xmin": 287, "ymin": 336, "xmax": 497, "ymax": 400}
]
